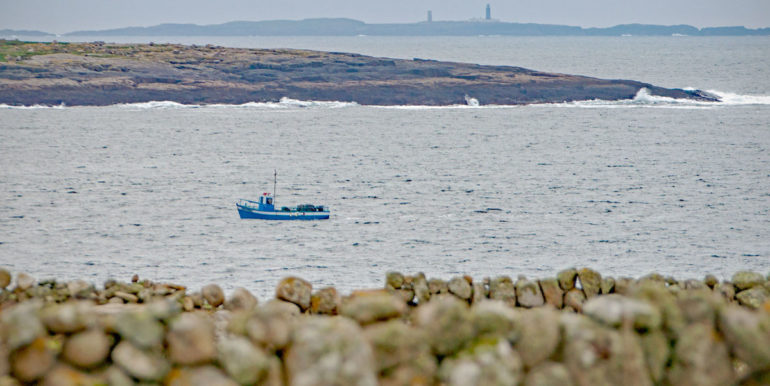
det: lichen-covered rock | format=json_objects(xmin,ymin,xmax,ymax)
[
  {"xmin": 667, "ymin": 323, "xmax": 735, "ymax": 386},
  {"xmin": 218, "ymin": 335, "xmax": 270, "ymax": 384},
  {"xmin": 341, "ymin": 290, "xmax": 407, "ymax": 325},
  {"xmin": 557, "ymin": 268, "xmax": 577, "ymax": 291},
  {"xmin": 363, "ymin": 319, "xmax": 436, "ymax": 384},
  {"xmin": 66, "ymin": 280, "xmax": 94, "ymax": 299},
  {"xmin": 243, "ymin": 301, "xmax": 299, "ymax": 352},
  {"xmin": 563, "ymin": 288, "xmax": 586, "ymax": 313},
  {"xmin": 275, "ymin": 276, "xmax": 312, "ymax": 311},
  {"xmin": 167, "ymin": 312, "xmax": 217, "ymax": 365},
  {"xmin": 111, "ymin": 341, "xmax": 170, "ymax": 382},
  {"xmin": 629, "ymin": 282, "xmax": 686, "ymax": 336},
  {"xmin": 62, "ymin": 329, "xmax": 112, "ymax": 369},
  {"xmin": 2, "ymin": 300, "xmax": 45, "ymax": 350},
  {"xmin": 201, "ymin": 283, "xmax": 225, "ymax": 307},
  {"xmin": 639, "ymin": 329, "xmax": 669, "ymax": 383},
  {"xmin": 538, "ymin": 278, "xmax": 563, "ymax": 309},
  {"xmin": 114, "ymin": 309, "xmax": 164, "ymax": 349},
  {"xmin": 165, "ymin": 365, "xmax": 239, "ymax": 386},
  {"xmin": 515, "ymin": 279, "xmax": 545, "ymax": 308},
  {"xmin": 428, "ymin": 278, "xmax": 448, "ymax": 295},
  {"xmin": 471, "ymin": 300, "xmax": 520, "ymax": 343},
  {"xmin": 284, "ymin": 316, "xmax": 377, "ymax": 386},
  {"xmin": 600, "ymin": 277, "xmax": 615, "ymax": 294},
  {"xmin": 439, "ymin": 339, "xmax": 523, "ymax": 386},
  {"xmin": 677, "ymin": 290, "xmax": 719, "ymax": 325},
  {"xmin": 613, "ymin": 277, "xmax": 634, "ymax": 295},
  {"xmin": 448, "ymin": 276, "xmax": 472, "ymax": 300},
  {"xmin": 489, "ymin": 276, "xmax": 516, "ymax": 307},
  {"xmin": 224, "ymin": 287, "xmax": 258, "ymax": 312},
  {"xmin": 561, "ymin": 313, "xmax": 652, "ymax": 386},
  {"xmin": 718, "ymin": 305, "xmax": 770, "ymax": 372},
  {"xmin": 523, "ymin": 362, "xmax": 573, "ymax": 386},
  {"xmin": 714, "ymin": 282, "xmax": 736, "ymax": 302},
  {"xmin": 415, "ymin": 295, "xmax": 474, "ymax": 356},
  {"xmin": 0, "ymin": 268, "xmax": 11, "ymax": 288},
  {"xmin": 310, "ymin": 287, "xmax": 340, "ymax": 315},
  {"xmin": 386, "ymin": 271, "xmax": 405, "ymax": 289},
  {"xmin": 41, "ymin": 363, "xmax": 102, "ymax": 386},
  {"xmin": 412, "ymin": 273, "xmax": 431, "ymax": 305},
  {"xmin": 732, "ymin": 271, "xmax": 765, "ymax": 291},
  {"xmin": 578, "ymin": 268, "xmax": 602, "ymax": 299},
  {"xmin": 583, "ymin": 294, "xmax": 661, "ymax": 330},
  {"xmin": 735, "ymin": 287, "xmax": 770, "ymax": 309},
  {"xmin": 704, "ymin": 274, "xmax": 718, "ymax": 289},
  {"xmin": 515, "ymin": 307, "xmax": 560, "ymax": 368},
  {"xmin": 10, "ymin": 337, "xmax": 56, "ymax": 382}
]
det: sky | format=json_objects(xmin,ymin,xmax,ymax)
[{"xmin": 1, "ymin": 0, "xmax": 769, "ymax": 34}]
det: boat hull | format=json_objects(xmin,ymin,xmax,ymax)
[{"xmin": 237, "ymin": 205, "xmax": 330, "ymax": 220}]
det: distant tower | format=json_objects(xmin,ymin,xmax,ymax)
[
  {"xmin": 427, "ymin": 10, "xmax": 432, "ymax": 22},
  {"xmin": 486, "ymin": 4, "xmax": 491, "ymax": 20}
]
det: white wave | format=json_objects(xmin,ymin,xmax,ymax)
[
  {"xmin": 541, "ymin": 88, "xmax": 770, "ymax": 109},
  {"xmin": 114, "ymin": 98, "xmax": 358, "ymax": 110},
  {"xmin": 116, "ymin": 101, "xmax": 197, "ymax": 109},
  {"xmin": 464, "ymin": 95, "xmax": 480, "ymax": 107},
  {"xmin": 0, "ymin": 103, "xmax": 66, "ymax": 110}
]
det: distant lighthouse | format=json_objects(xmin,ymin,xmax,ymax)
[{"xmin": 485, "ymin": 4, "xmax": 491, "ymax": 20}]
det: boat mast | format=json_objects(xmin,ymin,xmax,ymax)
[{"xmin": 273, "ymin": 169, "xmax": 277, "ymax": 201}]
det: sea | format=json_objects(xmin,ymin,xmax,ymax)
[{"xmin": 1, "ymin": 36, "xmax": 769, "ymax": 298}]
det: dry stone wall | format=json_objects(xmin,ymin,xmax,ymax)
[{"xmin": 1, "ymin": 267, "xmax": 769, "ymax": 385}]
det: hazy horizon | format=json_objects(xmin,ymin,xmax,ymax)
[{"xmin": 1, "ymin": 0, "xmax": 769, "ymax": 34}]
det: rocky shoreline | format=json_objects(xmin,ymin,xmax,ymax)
[
  {"xmin": 1, "ymin": 268, "xmax": 769, "ymax": 385},
  {"xmin": 0, "ymin": 40, "xmax": 719, "ymax": 106}
]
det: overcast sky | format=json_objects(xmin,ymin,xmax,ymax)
[{"xmin": 2, "ymin": 0, "xmax": 769, "ymax": 34}]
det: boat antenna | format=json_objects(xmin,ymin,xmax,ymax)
[{"xmin": 273, "ymin": 169, "xmax": 277, "ymax": 201}]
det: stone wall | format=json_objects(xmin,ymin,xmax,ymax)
[{"xmin": 0, "ymin": 268, "xmax": 769, "ymax": 385}]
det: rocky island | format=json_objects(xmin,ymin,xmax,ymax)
[{"xmin": 0, "ymin": 40, "xmax": 718, "ymax": 106}]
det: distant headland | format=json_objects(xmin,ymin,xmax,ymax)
[
  {"xmin": 1, "ymin": 19, "xmax": 769, "ymax": 38},
  {"xmin": 0, "ymin": 40, "xmax": 719, "ymax": 107}
]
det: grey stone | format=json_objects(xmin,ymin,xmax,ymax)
[
  {"xmin": 448, "ymin": 276, "xmax": 473, "ymax": 300},
  {"xmin": 718, "ymin": 305, "xmax": 770, "ymax": 372},
  {"xmin": 428, "ymin": 278, "xmax": 448, "ymax": 295},
  {"xmin": 40, "ymin": 301, "xmax": 93, "ymax": 334},
  {"xmin": 639, "ymin": 329, "xmax": 669, "ymax": 383},
  {"xmin": 2, "ymin": 299, "xmax": 45, "ymax": 350},
  {"xmin": 577, "ymin": 268, "xmax": 602, "ymax": 299},
  {"xmin": 275, "ymin": 276, "xmax": 312, "ymax": 311},
  {"xmin": 0, "ymin": 268, "xmax": 10, "ymax": 288},
  {"xmin": 62, "ymin": 329, "xmax": 112, "ymax": 369},
  {"xmin": 613, "ymin": 277, "xmax": 634, "ymax": 295},
  {"xmin": 225, "ymin": 287, "xmax": 258, "ymax": 312},
  {"xmin": 714, "ymin": 282, "xmax": 736, "ymax": 302},
  {"xmin": 557, "ymin": 268, "xmax": 577, "ymax": 291},
  {"xmin": 415, "ymin": 295, "xmax": 474, "ymax": 356},
  {"xmin": 523, "ymin": 362, "xmax": 574, "ymax": 386},
  {"xmin": 412, "ymin": 273, "xmax": 431, "ymax": 304},
  {"xmin": 218, "ymin": 336, "xmax": 270, "ymax": 385},
  {"xmin": 167, "ymin": 312, "xmax": 217, "ymax": 365},
  {"xmin": 600, "ymin": 277, "xmax": 615, "ymax": 294},
  {"xmin": 165, "ymin": 365, "xmax": 238, "ymax": 386},
  {"xmin": 583, "ymin": 294, "xmax": 661, "ymax": 330},
  {"xmin": 471, "ymin": 300, "xmax": 520, "ymax": 342},
  {"xmin": 201, "ymin": 283, "xmax": 225, "ymax": 307},
  {"xmin": 114, "ymin": 309, "xmax": 164, "ymax": 348},
  {"xmin": 704, "ymin": 274, "xmax": 719, "ymax": 288},
  {"xmin": 66, "ymin": 280, "xmax": 93, "ymax": 299},
  {"xmin": 472, "ymin": 281, "xmax": 487, "ymax": 305},
  {"xmin": 340, "ymin": 290, "xmax": 407, "ymax": 325},
  {"xmin": 439, "ymin": 340, "xmax": 523, "ymax": 386},
  {"xmin": 310, "ymin": 286, "xmax": 341, "ymax": 315},
  {"xmin": 515, "ymin": 307, "xmax": 560, "ymax": 368},
  {"xmin": 15, "ymin": 272, "xmax": 35, "ymax": 291},
  {"xmin": 563, "ymin": 288, "xmax": 586, "ymax": 313},
  {"xmin": 489, "ymin": 276, "xmax": 516, "ymax": 307},
  {"xmin": 735, "ymin": 287, "xmax": 770, "ymax": 309},
  {"xmin": 385, "ymin": 271, "xmax": 405, "ymax": 289},
  {"xmin": 363, "ymin": 319, "xmax": 435, "ymax": 378},
  {"xmin": 111, "ymin": 341, "xmax": 170, "ymax": 382},
  {"xmin": 667, "ymin": 323, "xmax": 735, "ymax": 386},
  {"xmin": 732, "ymin": 271, "xmax": 765, "ymax": 291},
  {"xmin": 539, "ymin": 278, "xmax": 563, "ymax": 309},
  {"xmin": 10, "ymin": 337, "xmax": 55, "ymax": 382},
  {"xmin": 245, "ymin": 301, "xmax": 300, "ymax": 352},
  {"xmin": 516, "ymin": 278, "xmax": 545, "ymax": 308},
  {"xmin": 284, "ymin": 316, "xmax": 377, "ymax": 386}
]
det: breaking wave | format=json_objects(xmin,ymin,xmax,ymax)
[
  {"xmin": 0, "ymin": 103, "xmax": 66, "ymax": 110},
  {"xmin": 542, "ymin": 88, "xmax": 770, "ymax": 109},
  {"xmin": 115, "ymin": 97, "xmax": 358, "ymax": 110}
]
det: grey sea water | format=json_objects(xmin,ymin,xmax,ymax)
[{"xmin": 1, "ymin": 36, "xmax": 769, "ymax": 297}]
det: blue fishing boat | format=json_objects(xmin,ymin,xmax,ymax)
[{"xmin": 236, "ymin": 171, "xmax": 330, "ymax": 220}]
